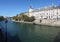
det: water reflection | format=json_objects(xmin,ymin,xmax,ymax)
[
  {"xmin": 0, "ymin": 21, "xmax": 21, "ymax": 42},
  {"xmin": 54, "ymin": 31, "xmax": 60, "ymax": 42},
  {"xmin": 7, "ymin": 32, "xmax": 21, "ymax": 42},
  {"xmin": 0, "ymin": 21, "xmax": 60, "ymax": 42},
  {"xmin": 0, "ymin": 29, "xmax": 4, "ymax": 42}
]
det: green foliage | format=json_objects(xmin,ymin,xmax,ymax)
[
  {"xmin": 29, "ymin": 16, "xmax": 35, "ymax": 22},
  {"xmin": 13, "ymin": 15, "xmax": 21, "ymax": 21},
  {"xmin": 12, "ymin": 13, "xmax": 35, "ymax": 22},
  {"xmin": 20, "ymin": 14, "xmax": 29, "ymax": 21},
  {"xmin": 24, "ymin": 16, "xmax": 29, "ymax": 21},
  {"xmin": 13, "ymin": 16, "xmax": 19, "ymax": 21},
  {"xmin": 0, "ymin": 16, "xmax": 4, "ymax": 21},
  {"xmin": 20, "ymin": 14, "xmax": 35, "ymax": 22}
]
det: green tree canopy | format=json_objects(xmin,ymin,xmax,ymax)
[
  {"xmin": 12, "ymin": 13, "xmax": 35, "ymax": 22},
  {"xmin": 20, "ymin": 14, "xmax": 29, "ymax": 21},
  {"xmin": 20, "ymin": 15, "xmax": 35, "ymax": 22},
  {"xmin": 29, "ymin": 16, "xmax": 35, "ymax": 22},
  {"xmin": 0, "ymin": 16, "xmax": 4, "ymax": 21}
]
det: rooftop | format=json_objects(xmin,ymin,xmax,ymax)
[{"xmin": 32, "ymin": 5, "xmax": 60, "ymax": 12}]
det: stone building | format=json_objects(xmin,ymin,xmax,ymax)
[{"xmin": 22, "ymin": 5, "xmax": 60, "ymax": 20}]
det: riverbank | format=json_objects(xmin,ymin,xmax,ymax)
[
  {"xmin": 12, "ymin": 20, "xmax": 33, "ymax": 24},
  {"xmin": 12, "ymin": 20, "xmax": 60, "ymax": 27}
]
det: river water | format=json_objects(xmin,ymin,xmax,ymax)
[{"xmin": 0, "ymin": 20, "xmax": 60, "ymax": 42}]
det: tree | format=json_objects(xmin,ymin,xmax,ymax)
[
  {"xmin": 24, "ymin": 16, "xmax": 29, "ymax": 21},
  {"xmin": 12, "ymin": 13, "xmax": 35, "ymax": 22},
  {"xmin": 19, "ymin": 14, "xmax": 35, "ymax": 22},
  {"xmin": 0, "ymin": 16, "xmax": 4, "ymax": 21},
  {"xmin": 20, "ymin": 14, "xmax": 29, "ymax": 21},
  {"xmin": 29, "ymin": 16, "xmax": 35, "ymax": 22},
  {"xmin": 13, "ymin": 16, "xmax": 19, "ymax": 21}
]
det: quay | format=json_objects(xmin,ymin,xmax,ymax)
[{"xmin": 12, "ymin": 19, "xmax": 60, "ymax": 27}]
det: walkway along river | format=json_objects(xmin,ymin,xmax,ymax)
[{"xmin": 0, "ymin": 20, "xmax": 60, "ymax": 42}]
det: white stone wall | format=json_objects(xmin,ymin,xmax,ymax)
[{"xmin": 28, "ymin": 8, "xmax": 60, "ymax": 20}]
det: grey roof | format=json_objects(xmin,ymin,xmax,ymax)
[
  {"xmin": 32, "ymin": 5, "xmax": 60, "ymax": 12},
  {"xmin": 23, "ymin": 5, "xmax": 60, "ymax": 13}
]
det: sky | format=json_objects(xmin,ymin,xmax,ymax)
[{"xmin": 0, "ymin": 0, "xmax": 60, "ymax": 17}]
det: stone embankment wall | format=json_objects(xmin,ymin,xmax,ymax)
[
  {"xmin": 53, "ymin": 21, "xmax": 60, "ymax": 25},
  {"xmin": 34, "ymin": 19, "xmax": 60, "ymax": 25},
  {"xmin": 42, "ymin": 19, "xmax": 54, "ymax": 24},
  {"xmin": 41, "ymin": 19, "xmax": 60, "ymax": 25},
  {"xmin": 12, "ymin": 19, "xmax": 60, "ymax": 26}
]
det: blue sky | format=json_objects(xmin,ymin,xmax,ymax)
[{"xmin": 0, "ymin": 0, "xmax": 60, "ymax": 17}]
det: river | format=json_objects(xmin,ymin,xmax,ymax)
[{"xmin": 0, "ymin": 20, "xmax": 60, "ymax": 42}]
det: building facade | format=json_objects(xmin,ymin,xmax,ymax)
[{"xmin": 24, "ymin": 5, "xmax": 60, "ymax": 20}]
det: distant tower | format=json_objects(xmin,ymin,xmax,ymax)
[{"xmin": 29, "ymin": 5, "xmax": 33, "ymax": 12}]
